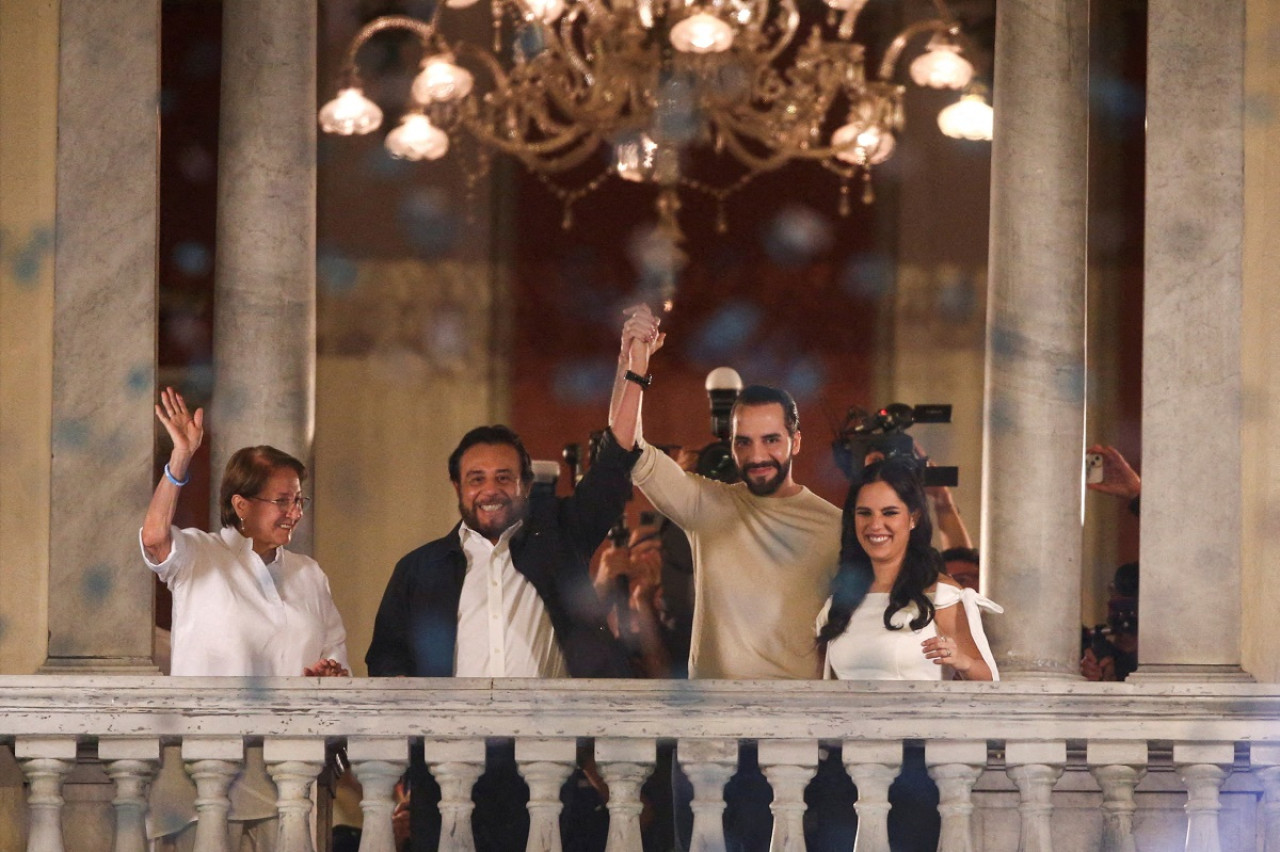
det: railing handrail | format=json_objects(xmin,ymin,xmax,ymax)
[{"xmin": 1, "ymin": 676, "xmax": 1278, "ymax": 743}]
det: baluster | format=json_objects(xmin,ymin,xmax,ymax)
[
  {"xmin": 424, "ymin": 738, "xmax": 486, "ymax": 852},
  {"xmin": 596, "ymin": 737, "xmax": 655, "ymax": 852},
  {"xmin": 516, "ymin": 737, "xmax": 576, "ymax": 852},
  {"xmin": 926, "ymin": 739, "xmax": 987, "ymax": 852},
  {"xmin": 183, "ymin": 736, "xmax": 244, "ymax": 852},
  {"xmin": 1005, "ymin": 740, "xmax": 1065, "ymax": 852},
  {"xmin": 1252, "ymin": 743, "xmax": 1280, "ymax": 852},
  {"xmin": 1086, "ymin": 741, "xmax": 1147, "ymax": 852},
  {"xmin": 265, "ymin": 738, "xmax": 326, "ymax": 852},
  {"xmin": 17, "ymin": 736, "xmax": 77, "ymax": 852},
  {"xmin": 1174, "ymin": 742, "xmax": 1234, "ymax": 852},
  {"xmin": 758, "ymin": 739, "xmax": 818, "ymax": 852},
  {"xmin": 347, "ymin": 737, "xmax": 408, "ymax": 852},
  {"xmin": 98, "ymin": 738, "xmax": 161, "ymax": 852},
  {"xmin": 678, "ymin": 738, "xmax": 737, "ymax": 852},
  {"xmin": 843, "ymin": 740, "xmax": 901, "ymax": 852}
]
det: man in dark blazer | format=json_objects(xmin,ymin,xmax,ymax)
[{"xmin": 365, "ymin": 423, "xmax": 638, "ymax": 850}]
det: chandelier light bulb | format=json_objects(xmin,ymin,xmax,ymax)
[
  {"xmin": 317, "ymin": 87, "xmax": 384, "ymax": 135},
  {"xmin": 385, "ymin": 113, "xmax": 450, "ymax": 160},
  {"xmin": 525, "ymin": 0, "xmax": 567, "ymax": 22},
  {"xmin": 445, "ymin": 0, "xmax": 481, "ymax": 7},
  {"xmin": 832, "ymin": 121, "xmax": 895, "ymax": 165},
  {"xmin": 670, "ymin": 12, "xmax": 735, "ymax": 54},
  {"xmin": 411, "ymin": 56, "xmax": 475, "ymax": 104},
  {"xmin": 909, "ymin": 41, "xmax": 974, "ymax": 89},
  {"xmin": 615, "ymin": 134, "xmax": 658, "ymax": 183},
  {"xmin": 938, "ymin": 93, "xmax": 994, "ymax": 141}
]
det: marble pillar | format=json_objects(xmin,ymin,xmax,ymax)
[
  {"xmin": 1240, "ymin": 0, "xmax": 1280, "ymax": 684},
  {"xmin": 0, "ymin": 0, "xmax": 57, "ymax": 676},
  {"xmin": 1136, "ymin": 0, "xmax": 1250, "ymax": 682},
  {"xmin": 980, "ymin": 0, "xmax": 1090, "ymax": 678},
  {"xmin": 43, "ymin": 0, "xmax": 160, "ymax": 673},
  {"xmin": 211, "ymin": 0, "xmax": 317, "ymax": 550}
]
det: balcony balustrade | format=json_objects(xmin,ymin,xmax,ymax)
[{"xmin": 0, "ymin": 676, "xmax": 1277, "ymax": 851}]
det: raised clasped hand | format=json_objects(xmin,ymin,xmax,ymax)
[{"xmin": 621, "ymin": 303, "xmax": 665, "ymax": 373}]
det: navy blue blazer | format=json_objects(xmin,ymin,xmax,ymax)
[{"xmin": 365, "ymin": 429, "xmax": 640, "ymax": 678}]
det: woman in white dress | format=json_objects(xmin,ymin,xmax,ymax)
[
  {"xmin": 817, "ymin": 456, "xmax": 1000, "ymax": 681},
  {"xmin": 812, "ymin": 457, "xmax": 1001, "ymax": 852}
]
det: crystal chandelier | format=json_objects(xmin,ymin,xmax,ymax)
[{"xmin": 319, "ymin": 0, "xmax": 978, "ymax": 234}]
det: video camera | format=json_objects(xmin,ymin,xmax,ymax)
[{"xmin": 832, "ymin": 403, "xmax": 959, "ymax": 488}]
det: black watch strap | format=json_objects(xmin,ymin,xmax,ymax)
[{"xmin": 624, "ymin": 370, "xmax": 653, "ymax": 389}]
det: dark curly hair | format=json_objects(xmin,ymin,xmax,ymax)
[{"xmin": 817, "ymin": 457, "xmax": 943, "ymax": 646}]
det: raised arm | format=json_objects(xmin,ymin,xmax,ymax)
[
  {"xmin": 927, "ymin": 483, "xmax": 973, "ymax": 550},
  {"xmin": 141, "ymin": 387, "xmax": 204, "ymax": 564},
  {"xmin": 609, "ymin": 304, "xmax": 664, "ymax": 451}
]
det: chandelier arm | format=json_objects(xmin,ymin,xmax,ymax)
[
  {"xmin": 557, "ymin": 8, "xmax": 598, "ymax": 87},
  {"xmin": 451, "ymin": 40, "xmax": 516, "ymax": 89},
  {"xmin": 460, "ymin": 113, "xmax": 601, "ymax": 166},
  {"xmin": 836, "ymin": 0, "xmax": 870, "ymax": 41},
  {"xmin": 876, "ymin": 18, "xmax": 951, "ymax": 81},
  {"xmin": 763, "ymin": 0, "xmax": 804, "ymax": 62},
  {"xmin": 712, "ymin": 124, "xmax": 795, "ymax": 172},
  {"xmin": 339, "ymin": 15, "xmax": 440, "ymax": 83},
  {"xmin": 715, "ymin": 112, "xmax": 856, "ymax": 165}
]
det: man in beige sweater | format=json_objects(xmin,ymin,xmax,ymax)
[{"xmin": 609, "ymin": 306, "xmax": 842, "ymax": 679}]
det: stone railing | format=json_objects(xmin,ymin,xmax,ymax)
[{"xmin": 1, "ymin": 676, "xmax": 1278, "ymax": 852}]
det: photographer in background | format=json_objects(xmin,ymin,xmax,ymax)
[
  {"xmin": 594, "ymin": 515, "xmax": 675, "ymax": 678},
  {"xmin": 1081, "ymin": 562, "xmax": 1140, "ymax": 681}
]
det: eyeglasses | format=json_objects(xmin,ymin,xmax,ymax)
[{"xmin": 248, "ymin": 496, "xmax": 312, "ymax": 512}]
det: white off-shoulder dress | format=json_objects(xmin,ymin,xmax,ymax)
[{"xmin": 817, "ymin": 584, "xmax": 1003, "ymax": 680}]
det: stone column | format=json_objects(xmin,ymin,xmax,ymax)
[
  {"xmin": 347, "ymin": 738, "xmax": 408, "ymax": 852},
  {"xmin": 1253, "ymin": 743, "xmax": 1280, "ymax": 852},
  {"xmin": 1005, "ymin": 741, "xmax": 1065, "ymax": 852},
  {"xmin": 184, "ymin": 737, "xmax": 244, "ymax": 852},
  {"xmin": 99, "ymin": 738, "xmax": 162, "ymax": 852},
  {"xmin": 980, "ymin": 0, "xmax": 1090, "ymax": 679},
  {"xmin": 43, "ymin": 0, "xmax": 160, "ymax": 673},
  {"xmin": 211, "ymin": 0, "xmax": 318, "ymax": 549},
  {"xmin": 758, "ymin": 740, "xmax": 818, "ymax": 852},
  {"xmin": 265, "ymin": 738, "xmax": 326, "ymax": 852},
  {"xmin": 843, "ymin": 740, "xmax": 902, "ymax": 852},
  {"xmin": 516, "ymin": 738, "xmax": 577, "ymax": 852},
  {"xmin": 423, "ymin": 739, "xmax": 486, "ymax": 852},
  {"xmin": 1136, "ymin": 0, "xmax": 1250, "ymax": 682},
  {"xmin": 1086, "ymin": 741, "xmax": 1146, "ymax": 852},
  {"xmin": 1174, "ymin": 743, "xmax": 1234, "ymax": 852},
  {"xmin": 17, "ymin": 737, "xmax": 77, "ymax": 852},
  {"xmin": 926, "ymin": 740, "xmax": 988, "ymax": 852},
  {"xmin": 596, "ymin": 738, "xmax": 655, "ymax": 852},
  {"xmin": 678, "ymin": 738, "xmax": 737, "ymax": 852}
]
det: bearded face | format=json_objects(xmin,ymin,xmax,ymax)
[{"xmin": 454, "ymin": 443, "xmax": 529, "ymax": 541}]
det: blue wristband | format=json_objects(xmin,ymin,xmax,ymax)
[{"xmin": 164, "ymin": 463, "xmax": 190, "ymax": 487}]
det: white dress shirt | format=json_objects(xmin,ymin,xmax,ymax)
[
  {"xmin": 455, "ymin": 520, "xmax": 568, "ymax": 678},
  {"xmin": 140, "ymin": 525, "xmax": 348, "ymax": 676}
]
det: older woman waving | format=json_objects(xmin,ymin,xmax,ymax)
[{"xmin": 141, "ymin": 387, "xmax": 347, "ymax": 676}]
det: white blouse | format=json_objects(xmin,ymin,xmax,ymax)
[
  {"xmin": 141, "ymin": 525, "xmax": 348, "ymax": 676},
  {"xmin": 817, "ymin": 584, "xmax": 1002, "ymax": 681}
]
